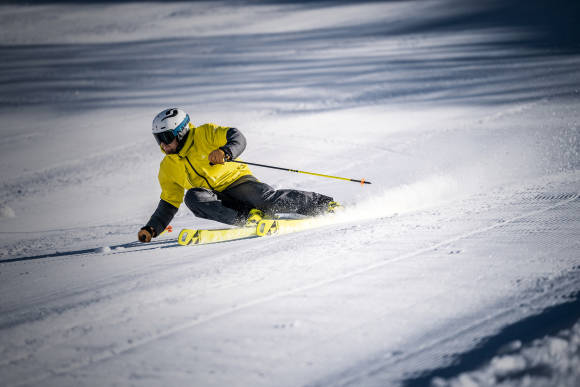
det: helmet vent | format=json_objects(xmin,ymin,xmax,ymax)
[{"xmin": 161, "ymin": 109, "xmax": 178, "ymax": 121}]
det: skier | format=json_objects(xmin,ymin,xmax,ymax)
[{"xmin": 138, "ymin": 108, "xmax": 340, "ymax": 243}]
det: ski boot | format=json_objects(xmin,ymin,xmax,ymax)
[
  {"xmin": 326, "ymin": 201, "xmax": 344, "ymax": 214},
  {"xmin": 245, "ymin": 208, "xmax": 264, "ymax": 227}
]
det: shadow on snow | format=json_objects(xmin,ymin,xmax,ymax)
[{"xmin": 403, "ymin": 288, "xmax": 580, "ymax": 386}]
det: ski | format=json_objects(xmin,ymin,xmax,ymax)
[
  {"xmin": 256, "ymin": 217, "xmax": 323, "ymax": 236},
  {"xmin": 177, "ymin": 226, "xmax": 258, "ymax": 245},
  {"xmin": 178, "ymin": 210, "xmax": 341, "ymax": 246},
  {"xmin": 177, "ymin": 218, "xmax": 321, "ymax": 245}
]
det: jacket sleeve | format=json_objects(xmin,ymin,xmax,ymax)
[
  {"xmin": 145, "ymin": 199, "xmax": 178, "ymax": 236},
  {"xmin": 158, "ymin": 158, "xmax": 185, "ymax": 208},
  {"xmin": 219, "ymin": 127, "xmax": 247, "ymax": 161}
]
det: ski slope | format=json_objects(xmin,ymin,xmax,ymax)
[{"xmin": 0, "ymin": 1, "xmax": 579, "ymax": 386}]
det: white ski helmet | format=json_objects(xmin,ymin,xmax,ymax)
[{"xmin": 151, "ymin": 108, "xmax": 191, "ymax": 145}]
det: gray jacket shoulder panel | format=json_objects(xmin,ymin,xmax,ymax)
[{"xmin": 219, "ymin": 127, "xmax": 246, "ymax": 160}]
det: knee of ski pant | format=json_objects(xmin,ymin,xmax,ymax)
[
  {"xmin": 185, "ymin": 188, "xmax": 217, "ymax": 204},
  {"xmin": 184, "ymin": 188, "xmax": 217, "ymax": 212}
]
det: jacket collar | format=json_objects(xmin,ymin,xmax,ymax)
[{"xmin": 177, "ymin": 128, "xmax": 195, "ymax": 157}]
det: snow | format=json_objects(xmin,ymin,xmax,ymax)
[
  {"xmin": 0, "ymin": 204, "xmax": 15, "ymax": 219},
  {"xmin": 0, "ymin": 1, "xmax": 579, "ymax": 386},
  {"xmin": 432, "ymin": 320, "xmax": 580, "ymax": 387}
]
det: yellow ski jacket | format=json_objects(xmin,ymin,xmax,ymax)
[{"xmin": 158, "ymin": 123, "xmax": 253, "ymax": 208}]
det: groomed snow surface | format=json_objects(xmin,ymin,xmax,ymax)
[
  {"xmin": 433, "ymin": 318, "xmax": 580, "ymax": 387},
  {"xmin": 0, "ymin": 1, "xmax": 579, "ymax": 386}
]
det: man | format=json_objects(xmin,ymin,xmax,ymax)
[{"xmin": 138, "ymin": 108, "xmax": 339, "ymax": 243}]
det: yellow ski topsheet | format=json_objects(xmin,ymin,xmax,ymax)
[
  {"xmin": 178, "ymin": 226, "xmax": 257, "ymax": 245},
  {"xmin": 256, "ymin": 217, "xmax": 324, "ymax": 236},
  {"xmin": 178, "ymin": 216, "xmax": 333, "ymax": 246}
]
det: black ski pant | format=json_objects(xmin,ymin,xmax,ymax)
[{"xmin": 184, "ymin": 180, "xmax": 333, "ymax": 226}]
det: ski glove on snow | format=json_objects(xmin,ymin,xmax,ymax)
[{"xmin": 138, "ymin": 226, "xmax": 155, "ymax": 243}]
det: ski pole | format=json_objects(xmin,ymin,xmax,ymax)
[
  {"xmin": 228, "ymin": 160, "xmax": 371, "ymax": 185},
  {"xmin": 159, "ymin": 225, "xmax": 173, "ymax": 237}
]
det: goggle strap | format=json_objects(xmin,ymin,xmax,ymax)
[{"xmin": 172, "ymin": 114, "xmax": 190, "ymax": 137}]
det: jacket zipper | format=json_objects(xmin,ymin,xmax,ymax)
[{"xmin": 185, "ymin": 156, "xmax": 215, "ymax": 191}]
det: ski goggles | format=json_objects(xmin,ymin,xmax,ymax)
[{"xmin": 153, "ymin": 114, "xmax": 190, "ymax": 145}]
